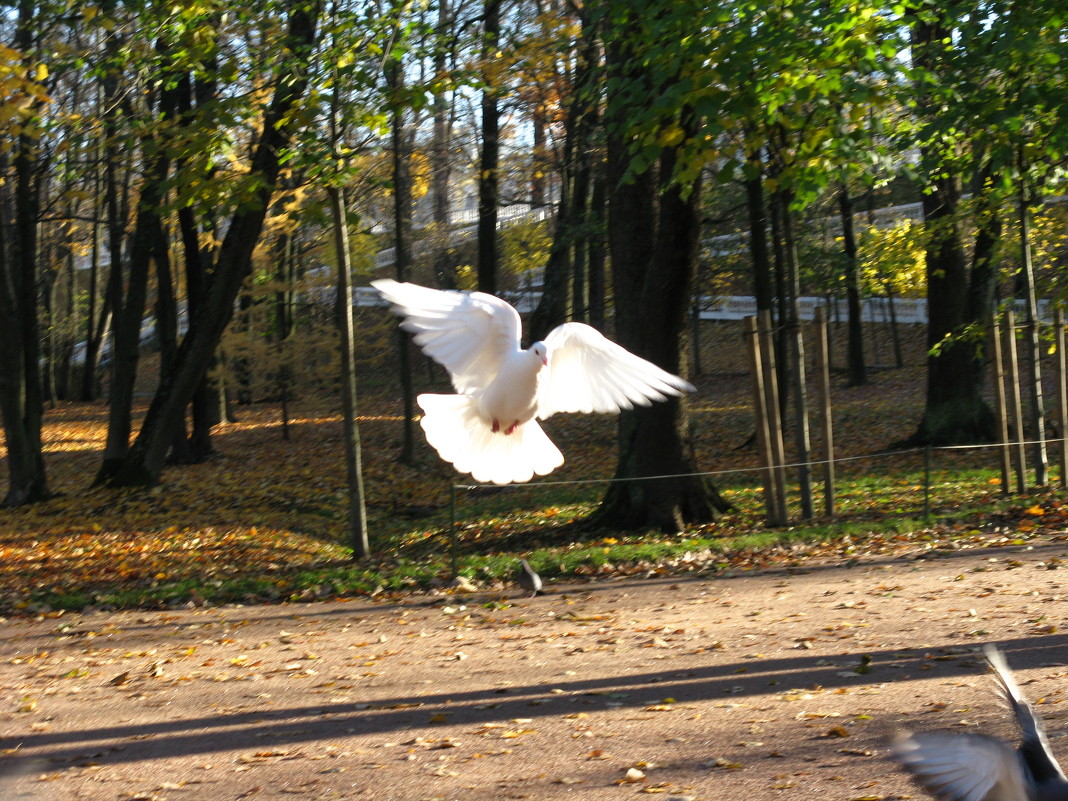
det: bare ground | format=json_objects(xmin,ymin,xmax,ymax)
[{"xmin": 4, "ymin": 537, "xmax": 1068, "ymax": 801}]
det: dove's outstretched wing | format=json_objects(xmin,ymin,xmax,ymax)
[
  {"xmin": 536, "ymin": 322, "xmax": 694, "ymax": 419},
  {"xmin": 371, "ymin": 279, "xmax": 521, "ymax": 394},
  {"xmin": 984, "ymin": 644, "xmax": 1068, "ymax": 785},
  {"xmin": 894, "ymin": 730, "xmax": 1031, "ymax": 801}
]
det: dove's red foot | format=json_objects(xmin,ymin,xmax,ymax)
[
  {"xmin": 504, "ymin": 421, "xmax": 520, "ymax": 435},
  {"xmin": 491, "ymin": 420, "xmax": 501, "ymax": 433}
]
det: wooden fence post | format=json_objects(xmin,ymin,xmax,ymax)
[
  {"xmin": 990, "ymin": 313, "xmax": 1012, "ymax": 495},
  {"xmin": 745, "ymin": 316, "xmax": 785, "ymax": 526},
  {"xmin": 1057, "ymin": 307, "xmax": 1068, "ymax": 487},
  {"xmin": 813, "ymin": 307, "xmax": 835, "ymax": 516},
  {"xmin": 1005, "ymin": 308, "xmax": 1027, "ymax": 493},
  {"xmin": 758, "ymin": 309, "xmax": 788, "ymax": 521}
]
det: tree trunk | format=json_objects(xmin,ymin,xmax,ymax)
[
  {"xmin": 80, "ymin": 158, "xmax": 106, "ymax": 401},
  {"xmin": 476, "ymin": 0, "xmax": 501, "ymax": 295},
  {"xmin": 174, "ymin": 61, "xmax": 228, "ymax": 462},
  {"xmin": 1016, "ymin": 159, "xmax": 1047, "ymax": 484},
  {"xmin": 96, "ymin": 37, "xmax": 177, "ymax": 484},
  {"xmin": 905, "ymin": 14, "xmax": 997, "ymax": 445},
  {"xmin": 155, "ymin": 214, "xmax": 196, "ymax": 465},
  {"xmin": 430, "ymin": 0, "xmax": 456, "ymax": 289},
  {"xmin": 526, "ymin": 188, "xmax": 572, "ymax": 342},
  {"xmin": 591, "ymin": 141, "xmax": 730, "ymax": 531},
  {"xmin": 330, "ymin": 185, "xmax": 370, "ymax": 559},
  {"xmin": 98, "ymin": 1, "xmax": 322, "ymax": 487},
  {"xmin": 329, "ymin": 6, "xmax": 369, "ymax": 559},
  {"xmin": 778, "ymin": 188, "xmax": 813, "ymax": 519},
  {"xmin": 528, "ymin": 8, "xmax": 599, "ymax": 340},
  {"xmin": 0, "ymin": 3, "xmax": 50, "ymax": 506},
  {"xmin": 745, "ymin": 148, "xmax": 773, "ymax": 314},
  {"xmin": 590, "ymin": 23, "xmax": 730, "ymax": 530},
  {"xmin": 767, "ymin": 181, "xmax": 790, "ymax": 420},
  {"xmin": 838, "ymin": 184, "xmax": 866, "ymax": 385},
  {"xmin": 386, "ymin": 55, "xmax": 417, "ymax": 464},
  {"xmin": 587, "ymin": 169, "xmax": 606, "ymax": 330}
]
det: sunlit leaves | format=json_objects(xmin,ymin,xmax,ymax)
[
  {"xmin": 859, "ymin": 221, "xmax": 926, "ymax": 298},
  {"xmin": 0, "ymin": 44, "xmax": 52, "ymax": 148},
  {"xmin": 597, "ymin": 0, "xmax": 905, "ymax": 198}
]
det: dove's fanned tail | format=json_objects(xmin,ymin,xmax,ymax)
[{"xmin": 417, "ymin": 394, "xmax": 564, "ymax": 485}]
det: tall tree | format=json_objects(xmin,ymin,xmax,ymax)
[
  {"xmin": 476, "ymin": 0, "xmax": 501, "ymax": 294},
  {"xmin": 589, "ymin": 1, "xmax": 730, "ymax": 531},
  {"xmin": 0, "ymin": 0, "xmax": 51, "ymax": 506},
  {"xmin": 527, "ymin": 2, "xmax": 601, "ymax": 340},
  {"xmin": 902, "ymin": 8, "xmax": 998, "ymax": 445},
  {"xmin": 385, "ymin": 39, "xmax": 417, "ymax": 464},
  {"xmin": 96, "ymin": 30, "xmax": 175, "ymax": 483},
  {"xmin": 429, "ymin": 0, "xmax": 458, "ymax": 289},
  {"xmin": 98, "ymin": 0, "xmax": 323, "ymax": 487},
  {"xmin": 838, "ymin": 184, "xmax": 866, "ymax": 386}
]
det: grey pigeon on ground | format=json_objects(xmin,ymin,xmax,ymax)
[
  {"xmin": 517, "ymin": 559, "xmax": 542, "ymax": 597},
  {"xmin": 895, "ymin": 644, "xmax": 1068, "ymax": 801}
]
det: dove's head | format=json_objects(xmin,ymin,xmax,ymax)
[{"xmin": 530, "ymin": 342, "xmax": 549, "ymax": 366}]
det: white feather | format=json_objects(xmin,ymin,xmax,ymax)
[
  {"xmin": 418, "ymin": 394, "xmax": 563, "ymax": 485},
  {"xmin": 537, "ymin": 323, "xmax": 694, "ymax": 418},
  {"xmin": 372, "ymin": 281, "xmax": 693, "ymax": 484},
  {"xmin": 371, "ymin": 278, "xmax": 520, "ymax": 394}
]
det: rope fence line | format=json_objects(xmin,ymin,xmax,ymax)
[
  {"xmin": 439, "ymin": 304, "xmax": 1068, "ymax": 574},
  {"xmin": 451, "ymin": 435, "xmax": 1068, "ymax": 493},
  {"xmin": 441, "ymin": 434, "xmax": 1068, "ymax": 576}
]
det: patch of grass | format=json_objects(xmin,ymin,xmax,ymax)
[{"xmin": 5, "ymin": 391, "xmax": 1063, "ymax": 615}]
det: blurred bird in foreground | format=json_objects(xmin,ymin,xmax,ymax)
[
  {"xmin": 372, "ymin": 279, "xmax": 693, "ymax": 485},
  {"xmin": 895, "ymin": 644, "xmax": 1068, "ymax": 801}
]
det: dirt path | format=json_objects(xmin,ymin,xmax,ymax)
[{"xmin": 3, "ymin": 538, "xmax": 1068, "ymax": 801}]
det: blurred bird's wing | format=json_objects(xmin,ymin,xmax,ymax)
[
  {"xmin": 895, "ymin": 730, "xmax": 1031, "ymax": 801},
  {"xmin": 372, "ymin": 279, "xmax": 522, "ymax": 394},
  {"xmin": 536, "ymin": 323, "xmax": 694, "ymax": 419},
  {"xmin": 985, "ymin": 644, "xmax": 1068, "ymax": 784}
]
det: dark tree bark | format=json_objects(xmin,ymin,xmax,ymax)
[
  {"xmin": 79, "ymin": 169, "xmax": 107, "ymax": 401},
  {"xmin": 838, "ymin": 184, "xmax": 866, "ymax": 386},
  {"xmin": 776, "ymin": 185, "xmax": 813, "ymax": 519},
  {"xmin": 589, "ymin": 17, "xmax": 731, "ymax": 532},
  {"xmin": 476, "ymin": 0, "xmax": 501, "ymax": 294},
  {"xmin": 174, "ymin": 46, "xmax": 228, "ymax": 463},
  {"xmin": 587, "ymin": 168, "xmax": 606, "ymax": 330},
  {"xmin": 96, "ymin": 36, "xmax": 178, "ymax": 484},
  {"xmin": 904, "ymin": 14, "xmax": 997, "ymax": 445},
  {"xmin": 272, "ymin": 222, "xmax": 296, "ymax": 438},
  {"xmin": 745, "ymin": 150, "xmax": 773, "ymax": 314},
  {"xmin": 0, "ymin": 0, "xmax": 50, "ymax": 506},
  {"xmin": 430, "ymin": 0, "xmax": 457, "ymax": 289},
  {"xmin": 526, "ymin": 190, "xmax": 572, "ymax": 342},
  {"xmin": 1015, "ymin": 148, "xmax": 1047, "ymax": 485},
  {"xmin": 98, "ymin": 1, "xmax": 322, "ymax": 487},
  {"xmin": 386, "ymin": 55, "xmax": 417, "ymax": 464}
]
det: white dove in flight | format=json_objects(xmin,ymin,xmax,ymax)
[{"xmin": 371, "ymin": 279, "xmax": 695, "ymax": 485}]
